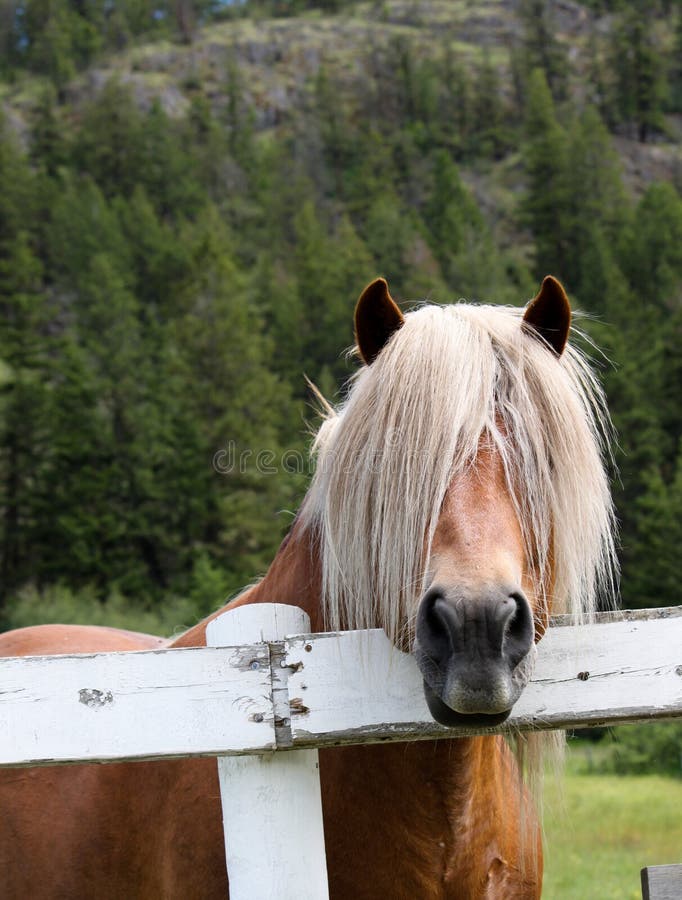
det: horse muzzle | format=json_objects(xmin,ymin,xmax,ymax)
[{"xmin": 413, "ymin": 585, "xmax": 536, "ymax": 728}]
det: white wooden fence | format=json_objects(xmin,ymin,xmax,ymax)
[{"xmin": 1, "ymin": 603, "xmax": 681, "ymax": 898}]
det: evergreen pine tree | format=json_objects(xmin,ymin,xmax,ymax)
[
  {"xmin": 169, "ymin": 207, "xmax": 299, "ymax": 585},
  {"xmin": 0, "ymin": 232, "xmax": 50, "ymax": 600},
  {"xmin": 521, "ymin": 69, "xmax": 569, "ymax": 279},
  {"xmin": 439, "ymin": 46, "xmax": 474, "ymax": 157},
  {"xmin": 73, "ymin": 79, "xmax": 145, "ymax": 198},
  {"xmin": 623, "ymin": 451, "xmax": 682, "ymax": 607},
  {"xmin": 0, "ymin": 116, "xmax": 50, "ymax": 600},
  {"xmin": 472, "ymin": 53, "xmax": 506, "ymax": 158},
  {"xmin": 619, "ymin": 182, "xmax": 682, "ymax": 308},
  {"xmin": 30, "ymin": 86, "xmax": 67, "ymax": 177},
  {"xmin": 608, "ymin": 6, "xmax": 667, "ymax": 142},
  {"xmin": 517, "ymin": 0, "xmax": 569, "ymax": 102},
  {"xmin": 562, "ymin": 106, "xmax": 629, "ymax": 308},
  {"xmin": 668, "ymin": 9, "xmax": 682, "ymax": 112}
]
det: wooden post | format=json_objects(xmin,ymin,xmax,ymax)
[
  {"xmin": 641, "ymin": 865, "xmax": 682, "ymax": 900},
  {"xmin": 206, "ymin": 604, "xmax": 330, "ymax": 900}
]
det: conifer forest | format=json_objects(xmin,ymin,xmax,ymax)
[{"xmin": 0, "ymin": 0, "xmax": 680, "ymax": 636}]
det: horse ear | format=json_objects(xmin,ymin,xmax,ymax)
[
  {"xmin": 354, "ymin": 278, "xmax": 405, "ymax": 365},
  {"xmin": 522, "ymin": 275, "xmax": 571, "ymax": 356}
]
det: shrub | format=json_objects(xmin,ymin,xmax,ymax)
[{"xmin": 1, "ymin": 583, "xmax": 203, "ymax": 639}]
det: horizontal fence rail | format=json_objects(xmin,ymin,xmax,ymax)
[
  {"xmin": 1, "ymin": 604, "xmax": 681, "ymax": 900},
  {"xmin": 0, "ymin": 606, "xmax": 680, "ymax": 769}
]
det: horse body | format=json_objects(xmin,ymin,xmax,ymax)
[{"xmin": 0, "ymin": 276, "xmax": 616, "ymax": 898}]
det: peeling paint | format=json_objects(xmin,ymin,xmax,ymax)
[
  {"xmin": 78, "ymin": 689, "xmax": 114, "ymax": 709},
  {"xmin": 289, "ymin": 697, "xmax": 309, "ymax": 716},
  {"xmin": 229, "ymin": 644, "xmax": 271, "ymax": 673},
  {"xmin": 280, "ymin": 659, "xmax": 304, "ymax": 673}
]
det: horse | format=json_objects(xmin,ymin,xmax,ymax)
[{"xmin": 0, "ymin": 275, "xmax": 616, "ymax": 898}]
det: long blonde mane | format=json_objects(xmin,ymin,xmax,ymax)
[{"xmin": 300, "ymin": 300, "xmax": 618, "ymax": 645}]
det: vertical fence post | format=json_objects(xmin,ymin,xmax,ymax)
[{"xmin": 206, "ymin": 603, "xmax": 330, "ymax": 900}]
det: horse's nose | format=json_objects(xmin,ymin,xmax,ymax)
[
  {"xmin": 414, "ymin": 585, "xmax": 535, "ymax": 722},
  {"xmin": 418, "ymin": 586, "xmax": 534, "ymax": 669}
]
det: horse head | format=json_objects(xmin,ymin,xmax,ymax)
[{"xmin": 303, "ymin": 276, "xmax": 614, "ymax": 730}]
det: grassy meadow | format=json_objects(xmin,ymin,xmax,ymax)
[{"xmin": 542, "ymin": 744, "xmax": 682, "ymax": 899}]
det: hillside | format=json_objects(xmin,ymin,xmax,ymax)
[
  {"xmin": 0, "ymin": 0, "xmax": 680, "ymax": 629},
  {"xmin": 2, "ymin": 2, "xmax": 680, "ymax": 184},
  {"xmin": 2, "ymin": 0, "xmax": 680, "ymax": 284}
]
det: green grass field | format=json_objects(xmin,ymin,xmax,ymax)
[{"xmin": 542, "ymin": 753, "xmax": 682, "ymax": 899}]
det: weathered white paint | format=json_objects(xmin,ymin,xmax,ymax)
[
  {"xmin": 284, "ymin": 608, "xmax": 682, "ymax": 746},
  {"xmin": 0, "ymin": 643, "xmax": 274, "ymax": 766},
  {"xmin": 207, "ymin": 604, "xmax": 330, "ymax": 900},
  {"xmin": 0, "ymin": 607, "xmax": 679, "ymax": 770}
]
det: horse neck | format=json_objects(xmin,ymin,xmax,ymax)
[
  {"xmin": 170, "ymin": 522, "xmax": 323, "ymax": 648},
  {"xmin": 323, "ymin": 736, "xmax": 532, "ymax": 892},
  {"xmin": 233, "ymin": 522, "xmax": 324, "ymax": 627}
]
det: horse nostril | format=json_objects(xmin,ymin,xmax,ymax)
[
  {"xmin": 417, "ymin": 587, "xmax": 455, "ymax": 662},
  {"xmin": 420, "ymin": 587, "xmax": 449, "ymax": 625},
  {"xmin": 503, "ymin": 591, "xmax": 534, "ymax": 664}
]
